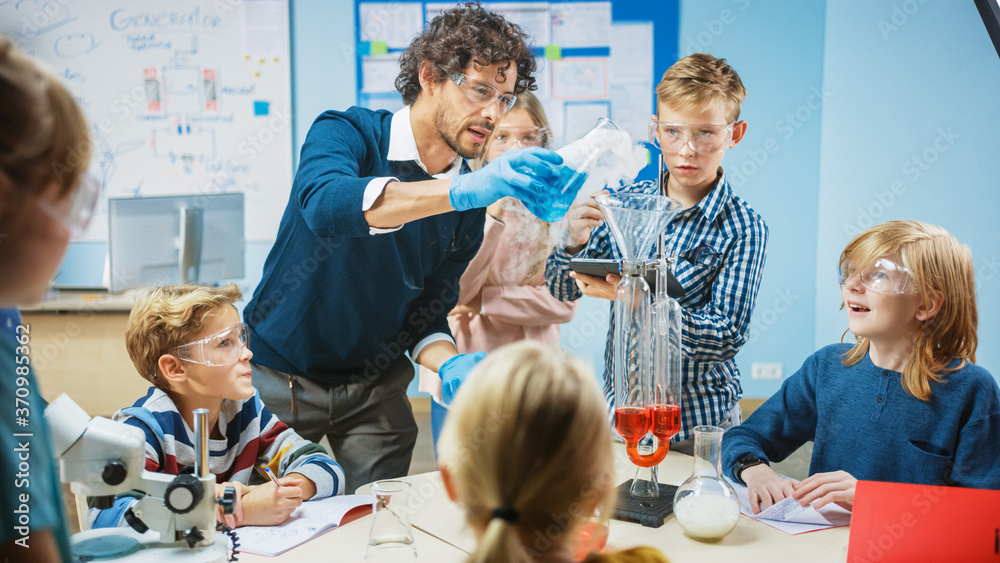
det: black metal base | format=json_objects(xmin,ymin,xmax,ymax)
[{"xmin": 612, "ymin": 479, "xmax": 678, "ymax": 528}]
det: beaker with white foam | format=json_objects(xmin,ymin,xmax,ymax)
[{"xmin": 553, "ymin": 118, "xmax": 629, "ymax": 211}]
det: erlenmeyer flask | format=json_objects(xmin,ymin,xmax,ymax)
[
  {"xmin": 673, "ymin": 426, "xmax": 741, "ymax": 541},
  {"xmin": 556, "ymin": 118, "xmax": 624, "ymax": 199}
]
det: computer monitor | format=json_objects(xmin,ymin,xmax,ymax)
[
  {"xmin": 108, "ymin": 193, "xmax": 245, "ymax": 292},
  {"xmin": 976, "ymin": 0, "xmax": 1000, "ymax": 58}
]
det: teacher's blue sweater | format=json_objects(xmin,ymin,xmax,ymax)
[
  {"xmin": 722, "ymin": 344, "xmax": 1000, "ymax": 489},
  {"xmin": 244, "ymin": 107, "xmax": 484, "ymax": 382}
]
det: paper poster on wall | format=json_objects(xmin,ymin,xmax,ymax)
[
  {"xmin": 610, "ymin": 21, "xmax": 653, "ymax": 84},
  {"xmin": 610, "ymin": 83, "xmax": 654, "ymax": 144},
  {"xmin": 550, "ymin": 1, "xmax": 611, "ymax": 48},
  {"xmin": 609, "ymin": 21, "xmax": 654, "ymax": 142},
  {"xmin": 241, "ymin": 0, "xmax": 287, "ymax": 59},
  {"xmin": 486, "ymin": 2, "xmax": 551, "ymax": 46},
  {"xmin": 360, "ymin": 2, "xmax": 425, "ymax": 49},
  {"xmin": 361, "ymin": 54, "xmax": 401, "ymax": 93},
  {"xmin": 551, "ymin": 57, "xmax": 608, "ymax": 100}
]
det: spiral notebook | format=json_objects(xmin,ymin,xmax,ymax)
[{"xmin": 237, "ymin": 494, "xmax": 374, "ymax": 556}]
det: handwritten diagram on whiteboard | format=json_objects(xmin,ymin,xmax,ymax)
[{"xmin": 0, "ymin": 0, "xmax": 293, "ymax": 241}]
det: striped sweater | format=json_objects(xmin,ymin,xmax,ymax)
[{"xmin": 93, "ymin": 387, "xmax": 344, "ymax": 527}]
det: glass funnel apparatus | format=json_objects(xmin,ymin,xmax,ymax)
[{"xmin": 595, "ymin": 192, "xmax": 683, "ymax": 498}]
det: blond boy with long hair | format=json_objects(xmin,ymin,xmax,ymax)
[
  {"xmin": 439, "ymin": 341, "xmax": 668, "ymax": 563},
  {"xmin": 724, "ymin": 220, "xmax": 1000, "ymax": 513}
]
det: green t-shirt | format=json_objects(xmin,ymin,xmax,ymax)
[{"xmin": 0, "ymin": 308, "xmax": 72, "ymax": 560}]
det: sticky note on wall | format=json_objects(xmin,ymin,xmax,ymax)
[
  {"xmin": 545, "ymin": 45, "xmax": 562, "ymax": 60},
  {"xmin": 254, "ymin": 101, "xmax": 270, "ymax": 116}
]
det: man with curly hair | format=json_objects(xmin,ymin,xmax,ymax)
[{"xmin": 244, "ymin": 3, "xmax": 569, "ymax": 490}]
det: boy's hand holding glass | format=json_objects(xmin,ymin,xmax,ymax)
[
  {"xmin": 741, "ymin": 464, "xmax": 798, "ymax": 514},
  {"xmin": 563, "ymin": 191, "xmax": 607, "ymax": 254}
]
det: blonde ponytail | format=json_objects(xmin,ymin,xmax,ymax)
[
  {"xmin": 471, "ymin": 517, "xmax": 533, "ymax": 563},
  {"xmin": 438, "ymin": 341, "xmax": 616, "ymax": 562}
]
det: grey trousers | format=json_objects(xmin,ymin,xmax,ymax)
[{"xmin": 251, "ymin": 359, "xmax": 418, "ymax": 493}]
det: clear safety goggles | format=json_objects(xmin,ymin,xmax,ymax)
[
  {"xmin": 167, "ymin": 323, "xmax": 250, "ymax": 366},
  {"xmin": 490, "ymin": 125, "xmax": 548, "ymax": 150},
  {"xmin": 39, "ymin": 173, "xmax": 102, "ymax": 239},
  {"xmin": 648, "ymin": 120, "xmax": 735, "ymax": 155},
  {"xmin": 838, "ymin": 258, "xmax": 917, "ymax": 295},
  {"xmin": 442, "ymin": 68, "xmax": 517, "ymax": 115}
]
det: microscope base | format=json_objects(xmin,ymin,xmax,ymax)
[{"xmin": 71, "ymin": 527, "xmax": 229, "ymax": 562}]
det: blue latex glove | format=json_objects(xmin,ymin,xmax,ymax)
[
  {"xmin": 439, "ymin": 351, "xmax": 487, "ymax": 405},
  {"xmin": 449, "ymin": 147, "xmax": 579, "ymax": 222}
]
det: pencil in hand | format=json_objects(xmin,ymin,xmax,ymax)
[{"xmin": 263, "ymin": 466, "xmax": 282, "ymax": 488}]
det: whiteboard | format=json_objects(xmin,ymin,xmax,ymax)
[{"xmin": 0, "ymin": 0, "xmax": 293, "ymax": 241}]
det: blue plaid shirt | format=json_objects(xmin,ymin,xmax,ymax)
[{"xmin": 546, "ymin": 170, "xmax": 768, "ymax": 442}]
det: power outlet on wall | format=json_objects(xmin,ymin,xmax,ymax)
[{"xmin": 751, "ymin": 362, "xmax": 783, "ymax": 380}]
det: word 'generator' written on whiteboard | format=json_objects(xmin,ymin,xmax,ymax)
[{"xmin": 0, "ymin": 0, "xmax": 293, "ymax": 241}]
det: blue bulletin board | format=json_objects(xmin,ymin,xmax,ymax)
[{"xmin": 353, "ymin": 1, "xmax": 678, "ymax": 179}]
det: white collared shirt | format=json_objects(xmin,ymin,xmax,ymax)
[{"xmin": 361, "ymin": 105, "xmax": 464, "ymax": 235}]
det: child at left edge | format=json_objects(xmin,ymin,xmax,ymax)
[{"xmin": 93, "ymin": 284, "xmax": 345, "ymax": 529}]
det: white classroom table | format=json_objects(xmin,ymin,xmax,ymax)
[{"xmin": 248, "ymin": 444, "xmax": 851, "ymax": 562}]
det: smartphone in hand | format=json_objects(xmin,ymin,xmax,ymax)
[{"xmin": 569, "ymin": 258, "xmax": 685, "ymax": 297}]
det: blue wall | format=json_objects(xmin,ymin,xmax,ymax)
[
  {"xmin": 815, "ymin": 1, "xmax": 1000, "ymax": 373},
  {"xmin": 671, "ymin": 0, "xmax": 1000, "ymax": 396},
  {"xmin": 675, "ymin": 1, "xmax": 828, "ymax": 398}
]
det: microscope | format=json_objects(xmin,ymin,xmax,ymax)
[{"xmin": 46, "ymin": 394, "xmax": 235, "ymax": 562}]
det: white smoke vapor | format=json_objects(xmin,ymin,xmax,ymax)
[{"xmin": 492, "ymin": 118, "xmax": 649, "ymax": 280}]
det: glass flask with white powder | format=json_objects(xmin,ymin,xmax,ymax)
[{"xmin": 673, "ymin": 425, "xmax": 741, "ymax": 540}]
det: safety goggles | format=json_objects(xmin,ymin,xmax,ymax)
[
  {"xmin": 167, "ymin": 323, "xmax": 250, "ymax": 366},
  {"xmin": 490, "ymin": 125, "xmax": 548, "ymax": 150},
  {"xmin": 838, "ymin": 258, "xmax": 917, "ymax": 295},
  {"xmin": 39, "ymin": 173, "xmax": 102, "ymax": 239},
  {"xmin": 648, "ymin": 120, "xmax": 735, "ymax": 155},
  {"xmin": 442, "ymin": 68, "xmax": 517, "ymax": 115}
]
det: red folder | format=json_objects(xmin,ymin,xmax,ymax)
[{"xmin": 848, "ymin": 480, "xmax": 1000, "ymax": 562}]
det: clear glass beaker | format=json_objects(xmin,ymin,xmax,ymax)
[
  {"xmin": 673, "ymin": 426, "xmax": 741, "ymax": 541},
  {"xmin": 366, "ymin": 480, "xmax": 416, "ymax": 559}
]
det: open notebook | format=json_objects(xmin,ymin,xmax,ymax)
[{"xmin": 237, "ymin": 494, "xmax": 374, "ymax": 556}]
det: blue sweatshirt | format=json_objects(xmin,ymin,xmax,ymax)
[
  {"xmin": 244, "ymin": 107, "xmax": 484, "ymax": 382},
  {"xmin": 722, "ymin": 344, "xmax": 1000, "ymax": 489}
]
